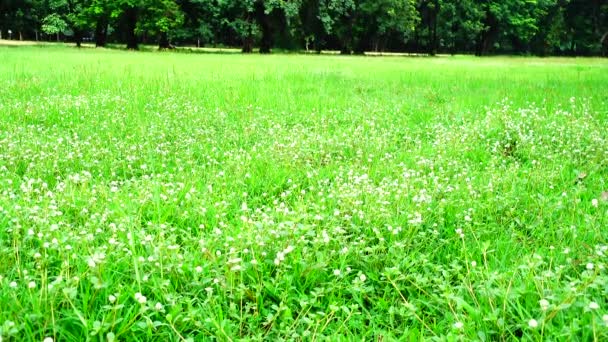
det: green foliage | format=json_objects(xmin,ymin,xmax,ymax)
[
  {"xmin": 41, "ymin": 13, "xmax": 67, "ymax": 34},
  {"xmin": 2, "ymin": 2, "xmax": 608, "ymax": 63}
]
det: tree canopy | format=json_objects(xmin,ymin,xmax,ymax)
[{"xmin": 1, "ymin": 0, "xmax": 606, "ymax": 55}]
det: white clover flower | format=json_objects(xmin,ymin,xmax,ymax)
[
  {"xmin": 228, "ymin": 258, "xmax": 242, "ymax": 264},
  {"xmin": 9, "ymin": 281, "xmax": 17, "ymax": 288},
  {"xmin": 589, "ymin": 302, "xmax": 600, "ymax": 310},
  {"xmin": 528, "ymin": 319, "xmax": 538, "ymax": 328},
  {"xmin": 195, "ymin": 266, "xmax": 203, "ymax": 273},
  {"xmin": 28, "ymin": 281, "xmax": 36, "ymax": 289},
  {"xmin": 359, "ymin": 274, "xmax": 366, "ymax": 282},
  {"xmin": 333, "ymin": 269, "xmax": 341, "ymax": 276},
  {"xmin": 453, "ymin": 321, "xmax": 463, "ymax": 329},
  {"xmin": 539, "ymin": 299, "xmax": 549, "ymax": 311},
  {"xmin": 591, "ymin": 199, "xmax": 599, "ymax": 208},
  {"xmin": 43, "ymin": 337, "xmax": 54, "ymax": 342},
  {"xmin": 586, "ymin": 263, "xmax": 594, "ymax": 270},
  {"xmin": 471, "ymin": 261, "xmax": 477, "ymax": 267},
  {"xmin": 602, "ymin": 314, "xmax": 608, "ymax": 325},
  {"xmin": 134, "ymin": 292, "xmax": 147, "ymax": 304},
  {"xmin": 155, "ymin": 302, "xmax": 163, "ymax": 311},
  {"xmin": 108, "ymin": 295, "xmax": 117, "ymax": 303}
]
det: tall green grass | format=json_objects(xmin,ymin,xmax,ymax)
[{"xmin": 1, "ymin": 46, "xmax": 607, "ymax": 340}]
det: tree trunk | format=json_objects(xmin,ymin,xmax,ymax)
[
  {"xmin": 57, "ymin": 32, "xmax": 60, "ymax": 42},
  {"xmin": 19, "ymin": 31, "xmax": 23, "ymax": 41},
  {"xmin": 158, "ymin": 32, "xmax": 173, "ymax": 50},
  {"xmin": 74, "ymin": 30, "xmax": 82, "ymax": 48},
  {"xmin": 602, "ymin": 32, "xmax": 608, "ymax": 57},
  {"xmin": 430, "ymin": 0, "xmax": 439, "ymax": 56},
  {"xmin": 35, "ymin": 30, "xmax": 38, "ymax": 41},
  {"xmin": 125, "ymin": 7, "xmax": 139, "ymax": 50},
  {"xmin": 242, "ymin": 43, "xmax": 253, "ymax": 53},
  {"xmin": 95, "ymin": 18, "xmax": 108, "ymax": 47},
  {"xmin": 259, "ymin": 22, "xmax": 272, "ymax": 53},
  {"xmin": 242, "ymin": 32, "xmax": 253, "ymax": 53},
  {"xmin": 256, "ymin": 2, "xmax": 272, "ymax": 54},
  {"xmin": 475, "ymin": 11, "xmax": 499, "ymax": 56},
  {"xmin": 0, "ymin": 31, "xmax": 2, "ymax": 40}
]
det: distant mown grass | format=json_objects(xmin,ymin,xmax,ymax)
[{"xmin": 0, "ymin": 46, "xmax": 607, "ymax": 341}]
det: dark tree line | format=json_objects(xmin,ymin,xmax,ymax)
[{"xmin": 1, "ymin": 0, "xmax": 607, "ymax": 56}]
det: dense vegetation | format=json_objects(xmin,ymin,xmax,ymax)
[
  {"xmin": 1, "ymin": 0, "xmax": 608, "ymax": 55},
  {"xmin": 1, "ymin": 46, "xmax": 607, "ymax": 340}
]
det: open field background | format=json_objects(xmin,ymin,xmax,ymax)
[{"xmin": 1, "ymin": 46, "xmax": 608, "ymax": 340}]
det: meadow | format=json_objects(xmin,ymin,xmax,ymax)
[{"xmin": 0, "ymin": 46, "xmax": 607, "ymax": 341}]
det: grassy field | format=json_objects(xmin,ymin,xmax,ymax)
[{"xmin": 0, "ymin": 46, "xmax": 607, "ymax": 341}]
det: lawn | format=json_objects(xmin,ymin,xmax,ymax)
[{"xmin": 0, "ymin": 46, "xmax": 607, "ymax": 340}]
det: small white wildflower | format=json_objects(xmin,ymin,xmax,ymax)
[
  {"xmin": 333, "ymin": 269, "xmax": 341, "ymax": 276},
  {"xmin": 9, "ymin": 281, "xmax": 17, "ymax": 288},
  {"xmin": 250, "ymin": 259, "xmax": 258, "ymax": 265},
  {"xmin": 539, "ymin": 299, "xmax": 549, "ymax": 311},
  {"xmin": 28, "ymin": 281, "xmax": 36, "ymax": 289},
  {"xmin": 34, "ymin": 252, "xmax": 42, "ymax": 259},
  {"xmin": 589, "ymin": 302, "xmax": 600, "ymax": 310},
  {"xmin": 108, "ymin": 295, "xmax": 116, "ymax": 303},
  {"xmin": 359, "ymin": 274, "xmax": 366, "ymax": 282},
  {"xmin": 528, "ymin": 319, "xmax": 538, "ymax": 328},
  {"xmin": 453, "ymin": 321, "xmax": 463, "ymax": 329},
  {"xmin": 230, "ymin": 265, "xmax": 242, "ymax": 271},
  {"xmin": 471, "ymin": 261, "xmax": 477, "ymax": 267},
  {"xmin": 43, "ymin": 337, "xmax": 54, "ymax": 342},
  {"xmin": 228, "ymin": 258, "xmax": 242, "ymax": 264},
  {"xmin": 602, "ymin": 314, "xmax": 608, "ymax": 325},
  {"xmin": 586, "ymin": 263, "xmax": 594, "ymax": 270},
  {"xmin": 155, "ymin": 302, "xmax": 163, "ymax": 311},
  {"xmin": 195, "ymin": 266, "xmax": 203, "ymax": 273},
  {"xmin": 134, "ymin": 292, "xmax": 147, "ymax": 304},
  {"xmin": 591, "ymin": 199, "xmax": 599, "ymax": 207}
]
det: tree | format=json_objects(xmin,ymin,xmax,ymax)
[
  {"xmin": 328, "ymin": 0, "xmax": 419, "ymax": 54},
  {"xmin": 41, "ymin": 12, "xmax": 68, "ymax": 41}
]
